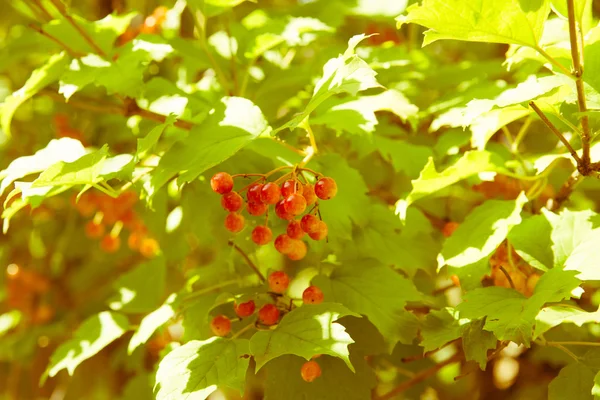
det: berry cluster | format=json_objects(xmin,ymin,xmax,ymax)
[
  {"xmin": 53, "ymin": 114, "xmax": 86, "ymax": 145},
  {"xmin": 116, "ymin": 6, "xmax": 168, "ymax": 46},
  {"xmin": 210, "ymin": 170, "xmax": 337, "ymax": 261},
  {"xmin": 74, "ymin": 191, "xmax": 159, "ymax": 258},
  {"xmin": 5, "ymin": 264, "xmax": 54, "ymax": 325}
]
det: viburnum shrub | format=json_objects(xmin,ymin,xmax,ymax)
[{"xmin": 3, "ymin": 0, "xmax": 600, "ymax": 399}]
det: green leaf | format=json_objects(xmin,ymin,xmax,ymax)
[
  {"xmin": 470, "ymin": 106, "xmax": 530, "ymax": 150},
  {"xmin": 249, "ymin": 303, "xmax": 360, "ymax": 371},
  {"xmin": 397, "ymin": 0, "xmax": 551, "ymax": 47},
  {"xmin": 275, "ymin": 34, "xmax": 380, "ymax": 133},
  {"xmin": 593, "ymin": 371, "xmax": 600, "ymax": 398},
  {"xmin": 1, "ymin": 52, "xmax": 69, "ymax": 136},
  {"xmin": 313, "ymin": 261, "xmax": 422, "ymax": 345},
  {"xmin": 535, "ymin": 305, "xmax": 600, "ymax": 338},
  {"xmin": 462, "ymin": 319, "xmax": 497, "ymax": 370},
  {"xmin": 128, "ymin": 295, "xmax": 177, "ymax": 354},
  {"xmin": 420, "ymin": 308, "xmax": 467, "ymax": 352},
  {"xmin": 155, "ymin": 338, "xmax": 250, "ymax": 400},
  {"xmin": 136, "ymin": 115, "xmax": 177, "ymax": 160},
  {"xmin": 551, "ymin": 0, "xmax": 593, "ymax": 33},
  {"xmin": 441, "ymin": 193, "xmax": 528, "ymax": 267},
  {"xmin": 108, "ymin": 256, "xmax": 166, "ymax": 314},
  {"xmin": 548, "ymin": 363, "xmax": 595, "ymax": 400},
  {"xmin": 373, "ymin": 136, "xmax": 432, "ymax": 178},
  {"xmin": 405, "ymin": 150, "xmax": 508, "ymax": 206},
  {"xmin": 45, "ymin": 311, "xmax": 129, "ymax": 379},
  {"xmin": 0, "ymin": 310, "xmax": 22, "ymax": 337},
  {"xmin": 147, "ymin": 97, "xmax": 269, "ymax": 197},
  {"xmin": 508, "ymin": 213, "xmax": 554, "ymax": 271}
]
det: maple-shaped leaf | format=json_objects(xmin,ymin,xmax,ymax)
[
  {"xmin": 548, "ymin": 363, "xmax": 596, "ymax": 400},
  {"xmin": 128, "ymin": 295, "xmax": 177, "ymax": 354},
  {"xmin": 535, "ymin": 305, "xmax": 600, "ymax": 339}
]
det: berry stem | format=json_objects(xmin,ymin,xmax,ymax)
[
  {"xmin": 299, "ymin": 167, "xmax": 323, "ymax": 178},
  {"xmin": 299, "ymin": 117, "xmax": 318, "ymax": 156},
  {"xmin": 231, "ymin": 173, "xmax": 266, "ymax": 179},
  {"xmin": 181, "ymin": 279, "xmax": 239, "ymax": 302},
  {"xmin": 228, "ymin": 240, "xmax": 266, "ymax": 282},
  {"xmin": 231, "ymin": 322, "xmax": 255, "ymax": 339},
  {"xmin": 110, "ymin": 220, "xmax": 124, "ymax": 238}
]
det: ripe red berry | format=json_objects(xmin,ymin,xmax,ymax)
[
  {"xmin": 302, "ymin": 286, "xmax": 324, "ymax": 305},
  {"xmin": 100, "ymin": 235, "xmax": 121, "ymax": 253},
  {"xmin": 308, "ymin": 221, "xmax": 328, "ymax": 241},
  {"xmin": 139, "ymin": 237, "xmax": 160, "ymax": 258},
  {"xmin": 210, "ymin": 315, "xmax": 231, "ymax": 336},
  {"xmin": 284, "ymin": 194, "xmax": 307, "ymax": 216},
  {"xmin": 303, "ymin": 184, "xmax": 317, "ymax": 205},
  {"xmin": 268, "ymin": 271, "xmax": 290, "ymax": 293},
  {"xmin": 258, "ymin": 304, "xmax": 280, "ymax": 326},
  {"xmin": 252, "ymin": 225, "xmax": 272, "ymax": 245},
  {"xmin": 274, "ymin": 234, "xmax": 294, "ymax": 254},
  {"xmin": 221, "ymin": 191, "xmax": 244, "ymax": 212},
  {"xmin": 315, "ymin": 177, "xmax": 337, "ymax": 200},
  {"xmin": 287, "ymin": 220, "xmax": 305, "ymax": 239},
  {"xmin": 211, "ymin": 172, "xmax": 234, "ymax": 194},
  {"xmin": 282, "ymin": 179, "xmax": 303, "ymax": 197},
  {"xmin": 247, "ymin": 183, "xmax": 264, "ymax": 204},
  {"xmin": 234, "ymin": 300, "xmax": 256, "ymax": 318},
  {"xmin": 85, "ymin": 220, "xmax": 105, "ymax": 239},
  {"xmin": 301, "ymin": 214, "xmax": 320, "ymax": 233},
  {"xmin": 287, "ymin": 240, "xmax": 307, "ymax": 261},
  {"xmin": 301, "ymin": 360, "xmax": 322, "ymax": 382},
  {"xmin": 261, "ymin": 182, "xmax": 281, "ymax": 204},
  {"xmin": 225, "ymin": 213, "xmax": 245, "ymax": 233},
  {"xmin": 247, "ymin": 201, "xmax": 268, "ymax": 216},
  {"xmin": 275, "ymin": 200, "xmax": 294, "ymax": 221}
]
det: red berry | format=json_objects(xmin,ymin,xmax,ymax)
[
  {"xmin": 301, "ymin": 360, "xmax": 322, "ymax": 382},
  {"xmin": 258, "ymin": 304, "xmax": 280, "ymax": 326},
  {"xmin": 287, "ymin": 240, "xmax": 307, "ymax": 261},
  {"xmin": 301, "ymin": 214, "xmax": 320, "ymax": 233},
  {"xmin": 282, "ymin": 179, "xmax": 303, "ymax": 197},
  {"xmin": 247, "ymin": 201, "xmax": 268, "ymax": 216},
  {"xmin": 211, "ymin": 172, "xmax": 234, "ymax": 194},
  {"xmin": 302, "ymin": 286, "xmax": 324, "ymax": 304},
  {"xmin": 139, "ymin": 237, "xmax": 160, "ymax": 258},
  {"xmin": 85, "ymin": 220, "xmax": 105, "ymax": 239},
  {"xmin": 252, "ymin": 226, "xmax": 272, "ymax": 245},
  {"xmin": 221, "ymin": 191, "xmax": 244, "ymax": 212},
  {"xmin": 274, "ymin": 234, "xmax": 294, "ymax": 254},
  {"xmin": 308, "ymin": 221, "xmax": 328, "ymax": 241},
  {"xmin": 287, "ymin": 220, "xmax": 305, "ymax": 239},
  {"xmin": 268, "ymin": 271, "xmax": 290, "ymax": 293},
  {"xmin": 100, "ymin": 235, "xmax": 121, "ymax": 253},
  {"xmin": 275, "ymin": 200, "xmax": 294, "ymax": 221},
  {"xmin": 210, "ymin": 315, "xmax": 231, "ymax": 336},
  {"xmin": 247, "ymin": 183, "xmax": 264, "ymax": 204},
  {"xmin": 261, "ymin": 182, "xmax": 281, "ymax": 204},
  {"xmin": 284, "ymin": 194, "xmax": 307, "ymax": 216},
  {"xmin": 315, "ymin": 177, "xmax": 337, "ymax": 200},
  {"xmin": 225, "ymin": 213, "xmax": 245, "ymax": 233},
  {"xmin": 234, "ymin": 300, "xmax": 256, "ymax": 318},
  {"xmin": 303, "ymin": 184, "xmax": 317, "ymax": 205}
]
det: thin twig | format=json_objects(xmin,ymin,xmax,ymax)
[
  {"xmin": 24, "ymin": 0, "xmax": 51, "ymax": 22},
  {"xmin": 50, "ymin": 0, "xmax": 107, "ymax": 57},
  {"xmin": 228, "ymin": 241, "xmax": 266, "ymax": 282},
  {"xmin": 30, "ymin": 0, "xmax": 54, "ymax": 20},
  {"xmin": 374, "ymin": 352, "xmax": 463, "ymax": 400},
  {"xmin": 499, "ymin": 266, "xmax": 515, "ymax": 289},
  {"xmin": 549, "ymin": 341, "xmax": 600, "ymax": 347},
  {"xmin": 547, "ymin": 342, "xmax": 580, "ymax": 362},
  {"xmin": 529, "ymin": 101, "xmax": 582, "ymax": 164},
  {"xmin": 182, "ymin": 279, "xmax": 239, "ymax": 302},
  {"xmin": 534, "ymin": 46, "xmax": 573, "ymax": 77},
  {"xmin": 549, "ymin": 170, "xmax": 582, "ymax": 211},
  {"xmin": 28, "ymin": 24, "xmax": 83, "ymax": 57}
]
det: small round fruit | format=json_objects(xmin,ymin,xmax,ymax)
[
  {"xmin": 301, "ymin": 214, "xmax": 320, "ymax": 233},
  {"xmin": 308, "ymin": 221, "xmax": 328, "ymax": 241},
  {"xmin": 128, "ymin": 230, "xmax": 145, "ymax": 251},
  {"xmin": 282, "ymin": 179, "xmax": 303, "ymax": 197},
  {"xmin": 258, "ymin": 304, "xmax": 280, "ymax": 326},
  {"xmin": 235, "ymin": 300, "xmax": 256, "ymax": 318},
  {"xmin": 247, "ymin": 183, "xmax": 264, "ymax": 204},
  {"xmin": 221, "ymin": 191, "xmax": 244, "ymax": 212},
  {"xmin": 247, "ymin": 201, "xmax": 268, "ymax": 216},
  {"xmin": 315, "ymin": 177, "xmax": 337, "ymax": 200},
  {"xmin": 287, "ymin": 240, "xmax": 307, "ymax": 261},
  {"xmin": 85, "ymin": 220, "xmax": 105, "ymax": 239},
  {"xmin": 284, "ymin": 194, "xmax": 307, "ymax": 216},
  {"xmin": 252, "ymin": 226, "xmax": 272, "ymax": 245},
  {"xmin": 303, "ymin": 286, "xmax": 324, "ymax": 304},
  {"xmin": 100, "ymin": 235, "xmax": 121, "ymax": 253},
  {"xmin": 301, "ymin": 360, "xmax": 322, "ymax": 382},
  {"xmin": 275, "ymin": 200, "xmax": 293, "ymax": 221},
  {"xmin": 210, "ymin": 315, "xmax": 231, "ymax": 336},
  {"xmin": 261, "ymin": 182, "xmax": 281, "ymax": 204},
  {"xmin": 225, "ymin": 213, "xmax": 245, "ymax": 233},
  {"xmin": 211, "ymin": 172, "xmax": 234, "ymax": 194},
  {"xmin": 287, "ymin": 220, "xmax": 305, "ymax": 239},
  {"xmin": 268, "ymin": 271, "xmax": 290, "ymax": 293},
  {"xmin": 274, "ymin": 234, "xmax": 294, "ymax": 254},
  {"xmin": 140, "ymin": 237, "xmax": 160, "ymax": 258},
  {"xmin": 303, "ymin": 184, "xmax": 317, "ymax": 205}
]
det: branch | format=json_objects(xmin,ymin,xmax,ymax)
[
  {"xmin": 228, "ymin": 240, "xmax": 266, "ymax": 282},
  {"xmin": 28, "ymin": 24, "xmax": 83, "ymax": 57},
  {"xmin": 529, "ymin": 101, "xmax": 582, "ymax": 164},
  {"xmin": 549, "ymin": 170, "xmax": 582, "ymax": 211},
  {"xmin": 49, "ymin": 0, "xmax": 107, "ymax": 57}
]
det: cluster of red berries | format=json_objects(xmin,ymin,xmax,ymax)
[
  {"xmin": 53, "ymin": 114, "xmax": 87, "ymax": 145},
  {"xmin": 210, "ymin": 170, "xmax": 337, "ymax": 260},
  {"xmin": 74, "ymin": 191, "xmax": 159, "ymax": 257}
]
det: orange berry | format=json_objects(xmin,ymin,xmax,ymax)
[
  {"xmin": 85, "ymin": 220, "xmax": 105, "ymax": 239},
  {"xmin": 234, "ymin": 300, "xmax": 256, "ymax": 318},
  {"xmin": 287, "ymin": 240, "xmax": 307, "ymax": 261},
  {"xmin": 301, "ymin": 360, "xmax": 322, "ymax": 382},
  {"xmin": 302, "ymin": 286, "xmax": 324, "ymax": 305},
  {"xmin": 128, "ymin": 230, "xmax": 145, "ymax": 251},
  {"xmin": 258, "ymin": 304, "xmax": 280, "ymax": 326},
  {"xmin": 100, "ymin": 235, "xmax": 121, "ymax": 253},
  {"xmin": 268, "ymin": 271, "xmax": 290, "ymax": 293},
  {"xmin": 139, "ymin": 237, "xmax": 160, "ymax": 258},
  {"xmin": 210, "ymin": 315, "xmax": 231, "ymax": 337}
]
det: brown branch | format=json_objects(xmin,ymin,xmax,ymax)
[
  {"xmin": 228, "ymin": 240, "xmax": 266, "ymax": 282},
  {"xmin": 374, "ymin": 352, "xmax": 463, "ymax": 400},
  {"xmin": 529, "ymin": 101, "xmax": 582, "ymax": 164},
  {"xmin": 30, "ymin": 0, "xmax": 54, "ymax": 20},
  {"xmin": 49, "ymin": 0, "xmax": 107, "ymax": 57},
  {"xmin": 28, "ymin": 23, "xmax": 84, "ymax": 57},
  {"xmin": 24, "ymin": 0, "xmax": 51, "ymax": 22},
  {"xmin": 549, "ymin": 170, "xmax": 583, "ymax": 211}
]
